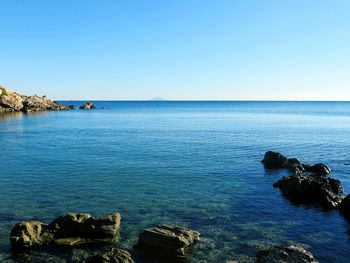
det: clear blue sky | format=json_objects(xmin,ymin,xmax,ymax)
[{"xmin": 1, "ymin": 0, "xmax": 349, "ymax": 100}]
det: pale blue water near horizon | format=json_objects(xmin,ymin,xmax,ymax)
[{"xmin": 1, "ymin": 101, "xmax": 350, "ymax": 262}]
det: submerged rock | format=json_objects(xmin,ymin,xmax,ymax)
[
  {"xmin": 79, "ymin": 103, "xmax": 95, "ymax": 110},
  {"xmin": 85, "ymin": 248, "xmax": 133, "ymax": 263},
  {"xmin": 256, "ymin": 245, "xmax": 318, "ymax": 263},
  {"xmin": 0, "ymin": 86, "xmax": 71, "ymax": 113},
  {"xmin": 134, "ymin": 224, "xmax": 200, "ymax": 262},
  {"xmin": 273, "ymin": 174, "xmax": 343, "ymax": 209},
  {"xmin": 11, "ymin": 213, "xmax": 121, "ymax": 249}
]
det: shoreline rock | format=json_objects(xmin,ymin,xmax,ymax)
[
  {"xmin": 0, "ymin": 86, "xmax": 71, "ymax": 114},
  {"xmin": 134, "ymin": 224, "xmax": 200, "ymax": 262},
  {"xmin": 10, "ymin": 213, "xmax": 121, "ymax": 249},
  {"xmin": 256, "ymin": 245, "xmax": 319, "ymax": 263}
]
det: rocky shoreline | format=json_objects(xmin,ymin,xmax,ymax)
[
  {"xmin": 8, "ymin": 211, "xmax": 320, "ymax": 263},
  {"xmin": 0, "ymin": 87, "xmax": 73, "ymax": 113}
]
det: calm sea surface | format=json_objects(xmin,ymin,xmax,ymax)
[{"xmin": 1, "ymin": 101, "xmax": 350, "ymax": 262}]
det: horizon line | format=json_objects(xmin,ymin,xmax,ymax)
[{"xmin": 57, "ymin": 99, "xmax": 350, "ymax": 102}]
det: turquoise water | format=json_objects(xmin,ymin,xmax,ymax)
[{"xmin": 1, "ymin": 101, "xmax": 350, "ymax": 262}]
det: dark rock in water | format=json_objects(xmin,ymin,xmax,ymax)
[
  {"xmin": 10, "ymin": 213, "xmax": 121, "ymax": 249},
  {"xmin": 85, "ymin": 248, "xmax": 134, "ymax": 263},
  {"xmin": 273, "ymin": 174, "xmax": 343, "ymax": 209},
  {"xmin": 339, "ymin": 194, "xmax": 350, "ymax": 221},
  {"xmin": 262, "ymin": 151, "xmax": 288, "ymax": 169},
  {"xmin": 68, "ymin": 105, "xmax": 75, "ymax": 110},
  {"xmin": 305, "ymin": 163, "xmax": 331, "ymax": 176},
  {"xmin": 79, "ymin": 103, "xmax": 95, "ymax": 110},
  {"xmin": 134, "ymin": 224, "xmax": 200, "ymax": 262},
  {"xmin": 262, "ymin": 152, "xmax": 331, "ymax": 178},
  {"xmin": 256, "ymin": 245, "xmax": 318, "ymax": 263}
]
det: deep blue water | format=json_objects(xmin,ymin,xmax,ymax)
[{"xmin": 1, "ymin": 101, "xmax": 350, "ymax": 262}]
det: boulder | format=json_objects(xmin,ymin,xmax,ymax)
[
  {"xmin": 262, "ymin": 151, "xmax": 288, "ymax": 169},
  {"xmin": 134, "ymin": 224, "xmax": 200, "ymax": 262},
  {"xmin": 339, "ymin": 194, "xmax": 350, "ymax": 221},
  {"xmin": 273, "ymin": 174, "xmax": 343, "ymax": 209},
  {"xmin": 10, "ymin": 213, "xmax": 121, "ymax": 249},
  {"xmin": 79, "ymin": 103, "xmax": 95, "ymax": 110},
  {"xmin": 305, "ymin": 163, "xmax": 331, "ymax": 176},
  {"xmin": 10, "ymin": 221, "xmax": 50, "ymax": 249},
  {"xmin": 256, "ymin": 245, "xmax": 318, "ymax": 263},
  {"xmin": 85, "ymin": 248, "xmax": 134, "ymax": 263}
]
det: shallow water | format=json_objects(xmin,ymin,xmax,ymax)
[{"xmin": 1, "ymin": 101, "xmax": 350, "ymax": 262}]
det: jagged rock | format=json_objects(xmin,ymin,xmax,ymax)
[
  {"xmin": 305, "ymin": 163, "xmax": 331, "ymax": 176},
  {"xmin": 0, "ymin": 87, "xmax": 23, "ymax": 110},
  {"xmin": 273, "ymin": 174, "xmax": 343, "ymax": 209},
  {"xmin": 134, "ymin": 224, "xmax": 200, "ymax": 262},
  {"xmin": 10, "ymin": 213, "xmax": 121, "ymax": 249},
  {"xmin": 262, "ymin": 152, "xmax": 331, "ymax": 178},
  {"xmin": 79, "ymin": 103, "xmax": 95, "ymax": 110},
  {"xmin": 0, "ymin": 86, "xmax": 71, "ymax": 113},
  {"xmin": 10, "ymin": 221, "xmax": 50, "ymax": 248},
  {"xmin": 22, "ymin": 95, "xmax": 68, "ymax": 112},
  {"xmin": 84, "ymin": 248, "xmax": 133, "ymax": 263},
  {"xmin": 339, "ymin": 194, "xmax": 350, "ymax": 221},
  {"xmin": 256, "ymin": 245, "xmax": 318, "ymax": 263}
]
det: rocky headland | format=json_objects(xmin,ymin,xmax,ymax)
[{"xmin": 0, "ymin": 86, "xmax": 72, "ymax": 113}]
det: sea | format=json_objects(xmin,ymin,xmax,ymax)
[{"xmin": 0, "ymin": 101, "xmax": 350, "ymax": 262}]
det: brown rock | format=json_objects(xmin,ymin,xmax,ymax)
[
  {"xmin": 10, "ymin": 221, "xmax": 49, "ymax": 248},
  {"xmin": 0, "ymin": 87, "xmax": 23, "ymax": 111},
  {"xmin": 134, "ymin": 224, "xmax": 200, "ymax": 262},
  {"xmin": 10, "ymin": 213, "xmax": 121, "ymax": 249}
]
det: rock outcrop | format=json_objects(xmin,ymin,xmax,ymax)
[
  {"xmin": 10, "ymin": 213, "xmax": 121, "ymax": 249},
  {"xmin": 134, "ymin": 224, "xmax": 200, "ymax": 262},
  {"xmin": 0, "ymin": 86, "xmax": 71, "ymax": 113},
  {"xmin": 262, "ymin": 151, "xmax": 330, "ymax": 176},
  {"xmin": 256, "ymin": 245, "xmax": 319, "ymax": 263},
  {"xmin": 79, "ymin": 102, "xmax": 95, "ymax": 110},
  {"xmin": 85, "ymin": 248, "xmax": 134, "ymax": 263},
  {"xmin": 273, "ymin": 173, "xmax": 343, "ymax": 209}
]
